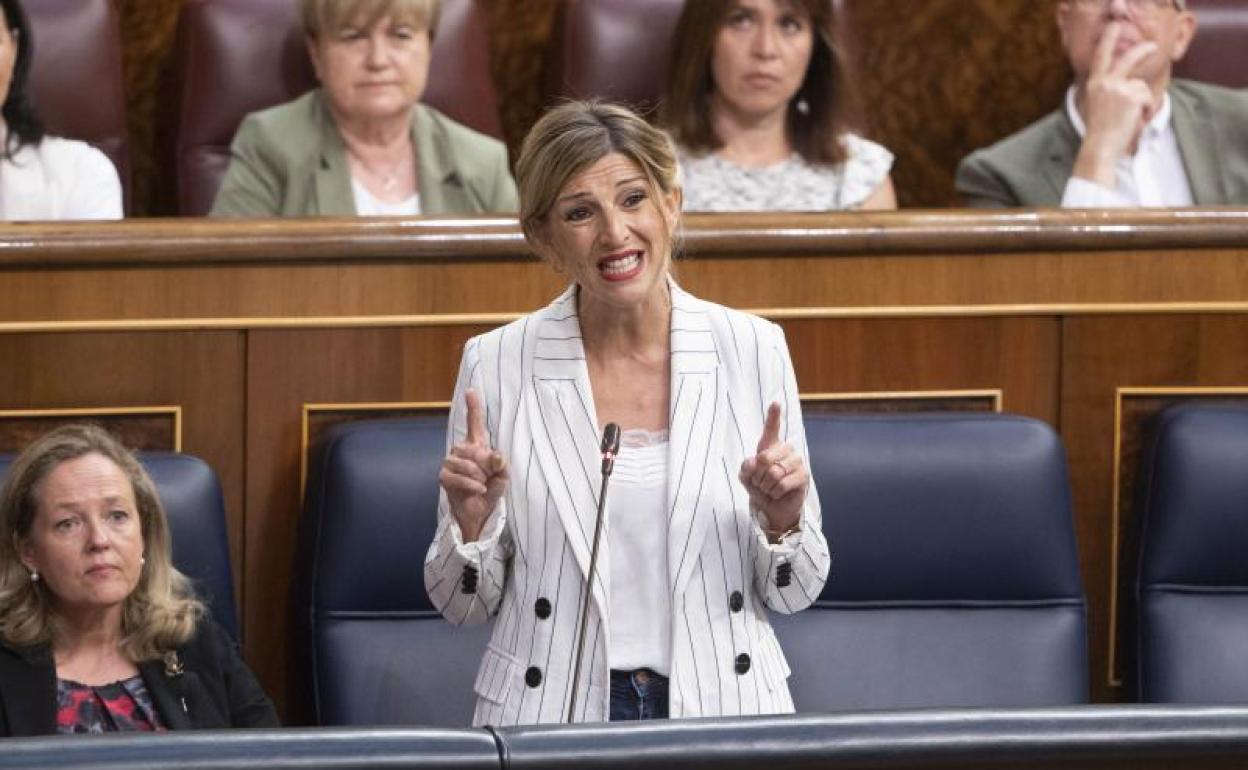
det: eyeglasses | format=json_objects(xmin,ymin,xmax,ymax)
[{"xmin": 1071, "ymin": 0, "xmax": 1184, "ymax": 13}]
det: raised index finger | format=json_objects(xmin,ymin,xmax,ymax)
[
  {"xmin": 1091, "ymin": 21, "xmax": 1121, "ymax": 78},
  {"xmin": 464, "ymin": 388, "xmax": 487, "ymax": 446},
  {"xmin": 756, "ymin": 401, "xmax": 783, "ymax": 454}
]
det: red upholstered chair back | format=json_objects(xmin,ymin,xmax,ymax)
[
  {"xmin": 159, "ymin": 0, "xmax": 502, "ymax": 216},
  {"xmin": 1174, "ymin": 0, "xmax": 1248, "ymax": 89},
  {"xmin": 541, "ymin": 0, "xmax": 684, "ymax": 115},
  {"xmin": 25, "ymin": 0, "xmax": 130, "ymax": 211},
  {"xmin": 540, "ymin": 0, "xmax": 856, "ymax": 119}
]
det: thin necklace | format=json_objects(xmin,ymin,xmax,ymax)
[{"xmin": 344, "ymin": 142, "xmax": 411, "ymax": 193}]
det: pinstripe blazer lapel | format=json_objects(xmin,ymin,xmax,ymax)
[
  {"xmin": 666, "ymin": 285, "xmax": 725, "ymax": 599},
  {"xmin": 526, "ymin": 287, "xmax": 610, "ymax": 617}
]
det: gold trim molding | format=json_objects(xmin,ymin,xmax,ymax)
[
  {"xmin": 802, "ymin": 389, "xmax": 1004, "ymax": 411},
  {"xmin": 299, "ymin": 401, "xmax": 451, "ymax": 500},
  {"xmin": 4, "ymin": 302, "xmax": 1248, "ymax": 335},
  {"xmin": 0, "ymin": 406, "xmax": 183, "ymax": 451}
]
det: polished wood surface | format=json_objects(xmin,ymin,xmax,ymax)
[
  {"xmin": 3, "ymin": 211, "xmax": 1247, "ymax": 716},
  {"xmin": 6, "ymin": 210, "xmax": 1248, "ymax": 267},
  {"xmin": 2, "ymin": 212, "xmax": 1247, "ymax": 329},
  {"xmin": 0, "ymin": 332, "xmax": 245, "ymax": 581}
]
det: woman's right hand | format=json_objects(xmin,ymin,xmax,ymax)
[{"xmin": 440, "ymin": 388, "xmax": 509, "ymax": 542}]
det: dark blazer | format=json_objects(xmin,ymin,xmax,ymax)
[
  {"xmin": 211, "ymin": 89, "xmax": 518, "ymax": 217},
  {"xmin": 956, "ymin": 79, "xmax": 1248, "ymax": 207},
  {"xmin": 0, "ymin": 619, "xmax": 278, "ymax": 736}
]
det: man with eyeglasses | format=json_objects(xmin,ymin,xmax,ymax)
[{"xmin": 956, "ymin": 0, "xmax": 1248, "ymax": 208}]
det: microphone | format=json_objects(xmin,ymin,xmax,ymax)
[{"xmin": 567, "ymin": 422, "xmax": 621, "ymax": 723}]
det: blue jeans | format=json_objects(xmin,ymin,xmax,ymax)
[{"xmin": 609, "ymin": 669, "xmax": 669, "ymax": 721}]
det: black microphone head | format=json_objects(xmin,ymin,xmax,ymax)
[{"xmin": 601, "ymin": 423, "xmax": 621, "ymax": 454}]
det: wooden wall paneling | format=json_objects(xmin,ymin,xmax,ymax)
[
  {"xmin": 0, "ymin": 330, "xmax": 246, "ymax": 599},
  {"xmin": 0, "ymin": 407, "xmax": 180, "ymax": 453},
  {"xmin": 1060, "ymin": 315, "xmax": 1248, "ymax": 701},
  {"xmin": 779, "ymin": 317, "xmax": 1060, "ymax": 425},
  {"xmin": 243, "ymin": 325, "xmax": 491, "ymax": 719},
  {"xmin": 844, "ymin": 0, "xmax": 1067, "ymax": 207}
]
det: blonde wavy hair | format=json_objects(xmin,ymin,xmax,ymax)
[
  {"xmin": 516, "ymin": 100, "xmax": 682, "ymax": 252},
  {"xmin": 0, "ymin": 424, "xmax": 203, "ymax": 661}
]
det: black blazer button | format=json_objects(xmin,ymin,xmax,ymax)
[
  {"xmin": 535, "ymin": 597, "xmax": 552, "ymax": 619},
  {"xmin": 525, "ymin": 666, "xmax": 543, "ymax": 688},
  {"xmin": 729, "ymin": 591, "xmax": 744, "ymax": 613},
  {"xmin": 735, "ymin": 653, "xmax": 751, "ymax": 675}
]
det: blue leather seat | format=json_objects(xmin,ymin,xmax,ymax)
[
  {"xmin": 1135, "ymin": 404, "xmax": 1248, "ymax": 703},
  {"xmin": 772, "ymin": 412, "xmax": 1088, "ymax": 711},
  {"xmin": 0, "ymin": 451, "xmax": 238, "ymax": 640},
  {"xmin": 294, "ymin": 418, "xmax": 491, "ymax": 727}
]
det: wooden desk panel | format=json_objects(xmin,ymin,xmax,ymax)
[
  {"xmin": 0, "ymin": 331, "xmax": 245, "ymax": 588},
  {"xmin": 2, "ymin": 211, "xmax": 1246, "ymax": 714}
]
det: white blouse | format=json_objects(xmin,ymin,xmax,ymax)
[
  {"xmin": 350, "ymin": 177, "xmax": 422, "ymax": 216},
  {"xmin": 0, "ymin": 134, "xmax": 122, "ymax": 220},
  {"xmin": 607, "ymin": 427, "xmax": 672, "ymax": 675},
  {"xmin": 678, "ymin": 132, "xmax": 893, "ymax": 212}
]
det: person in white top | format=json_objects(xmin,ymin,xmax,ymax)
[
  {"xmin": 0, "ymin": 0, "xmax": 122, "ymax": 221},
  {"xmin": 660, "ymin": 0, "xmax": 895, "ymax": 212},
  {"xmin": 957, "ymin": 0, "xmax": 1248, "ymax": 208},
  {"xmin": 426, "ymin": 101, "xmax": 830, "ymax": 726}
]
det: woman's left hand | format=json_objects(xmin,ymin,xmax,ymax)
[{"xmin": 739, "ymin": 402, "xmax": 809, "ymax": 540}]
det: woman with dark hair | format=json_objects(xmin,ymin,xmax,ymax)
[
  {"xmin": 0, "ymin": 0, "xmax": 122, "ymax": 220},
  {"xmin": 661, "ymin": 0, "xmax": 895, "ymax": 212}
]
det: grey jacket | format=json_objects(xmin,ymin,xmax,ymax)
[
  {"xmin": 212, "ymin": 89, "xmax": 517, "ymax": 216},
  {"xmin": 956, "ymin": 79, "xmax": 1248, "ymax": 208}
]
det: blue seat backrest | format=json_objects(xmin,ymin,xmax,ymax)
[
  {"xmin": 294, "ymin": 417, "xmax": 491, "ymax": 727},
  {"xmin": 0, "ymin": 452, "xmax": 238, "ymax": 641},
  {"xmin": 1135, "ymin": 404, "xmax": 1248, "ymax": 703},
  {"xmin": 772, "ymin": 412, "xmax": 1088, "ymax": 711}
]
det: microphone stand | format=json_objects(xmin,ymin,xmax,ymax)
[{"xmin": 566, "ymin": 423, "xmax": 621, "ymax": 723}]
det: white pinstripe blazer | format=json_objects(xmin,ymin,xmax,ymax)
[{"xmin": 423, "ymin": 281, "xmax": 831, "ymax": 726}]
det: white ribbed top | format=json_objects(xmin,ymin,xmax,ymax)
[{"xmin": 608, "ymin": 428, "xmax": 671, "ymax": 674}]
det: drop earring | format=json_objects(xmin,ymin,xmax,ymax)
[
  {"xmin": 795, "ymin": 97, "xmax": 810, "ymax": 116},
  {"xmin": 29, "ymin": 570, "xmax": 39, "ymax": 583}
]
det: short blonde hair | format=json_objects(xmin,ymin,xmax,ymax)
[
  {"xmin": 515, "ymin": 100, "xmax": 680, "ymax": 248},
  {"xmin": 0, "ymin": 424, "xmax": 203, "ymax": 661},
  {"xmin": 299, "ymin": 0, "xmax": 440, "ymax": 39}
]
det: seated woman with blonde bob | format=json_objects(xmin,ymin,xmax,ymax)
[
  {"xmin": 212, "ymin": 0, "xmax": 517, "ymax": 217},
  {"xmin": 0, "ymin": 425, "xmax": 278, "ymax": 735},
  {"xmin": 425, "ymin": 100, "xmax": 830, "ymax": 725},
  {"xmin": 661, "ymin": 0, "xmax": 895, "ymax": 212}
]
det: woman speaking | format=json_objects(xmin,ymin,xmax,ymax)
[{"xmin": 424, "ymin": 101, "xmax": 830, "ymax": 725}]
